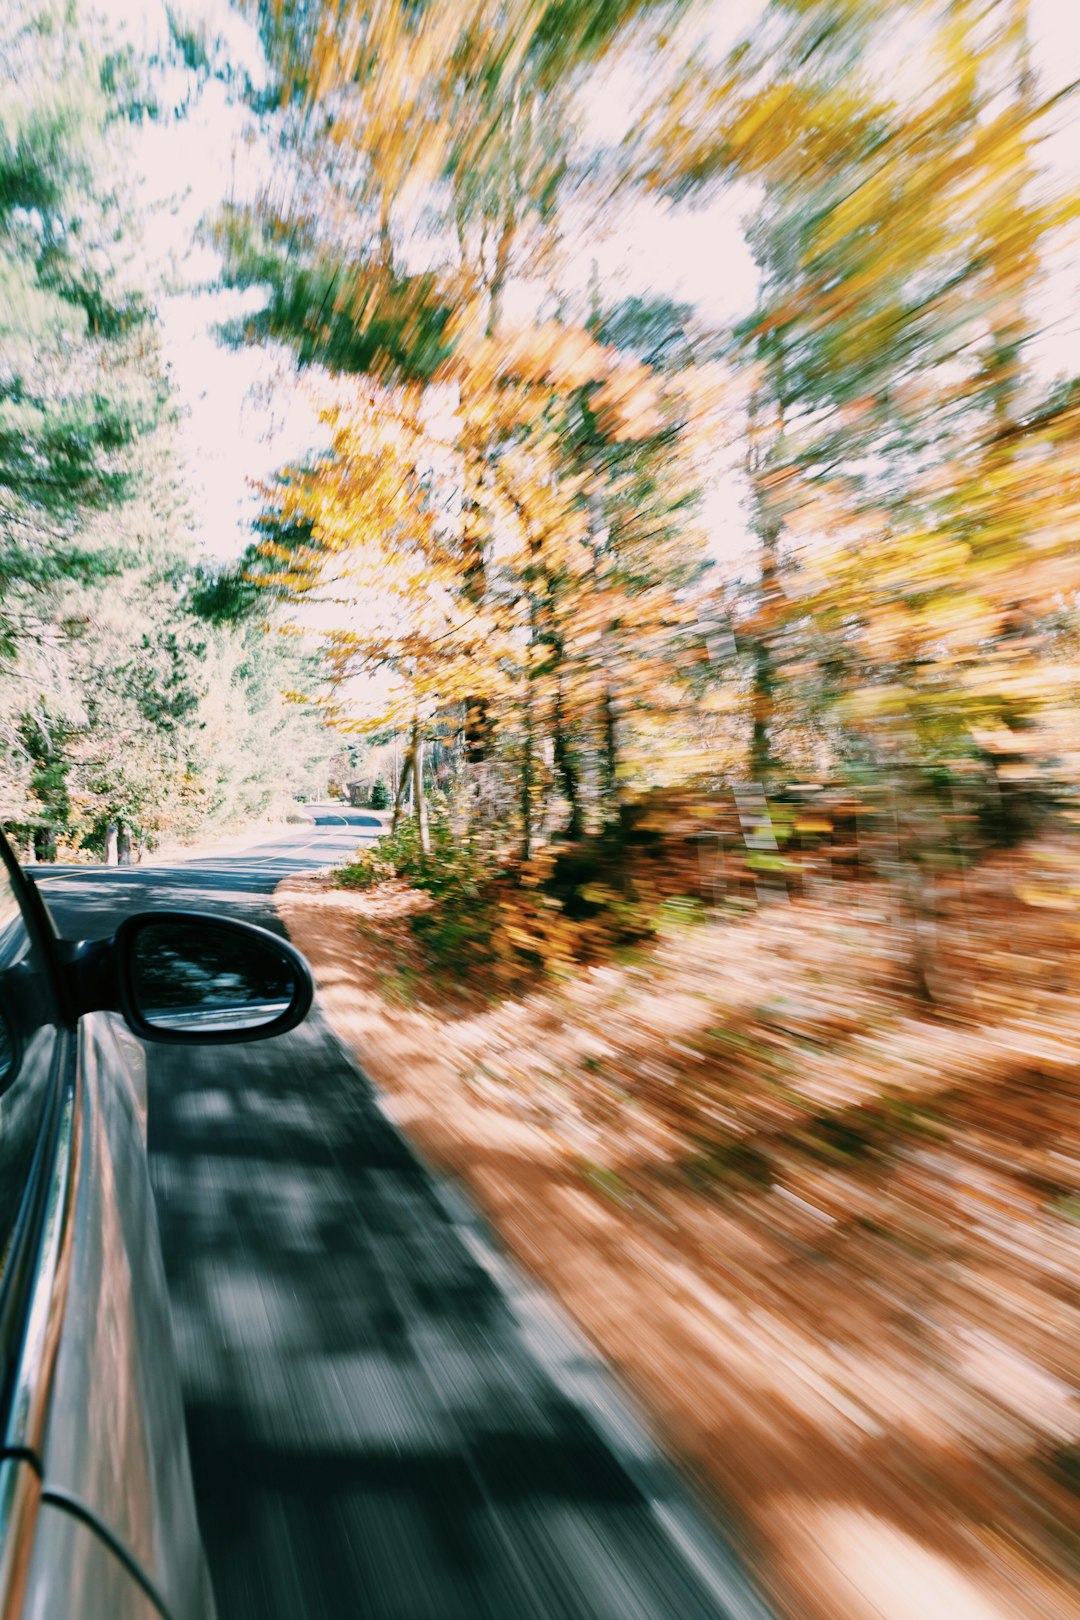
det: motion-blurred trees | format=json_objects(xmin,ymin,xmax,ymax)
[
  {"xmin": 643, "ymin": 1, "xmax": 1079, "ymax": 848},
  {"xmin": 0, "ymin": 0, "xmax": 164, "ymax": 835},
  {"xmin": 224, "ymin": 0, "xmax": 715, "ymax": 854},
  {"xmin": 654, "ymin": 1, "xmax": 1078, "ymax": 772},
  {"xmin": 10, "ymin": 0, "xmax": 1077, "ymax": 899},
  {"xmin": 0, "ymin": 0, "xmax": 336, "ymax": 858}
]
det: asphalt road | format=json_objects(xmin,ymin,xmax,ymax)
[{"xmin": 31, "ymin": 822, "xmax": 774, "ymax": 1620}]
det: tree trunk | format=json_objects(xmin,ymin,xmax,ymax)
[
  {"xmin": 901, "ymin": 858, "xmax": 937, "ymax": 1005},
  {"xmin": 103, "ymin": 825, "xmax": 118, "ymax": 865},
  {"xmin": 986, "ymin": 0, "xmax": 1033, "ymax": 435},
  {"xmin": 485, "ymin": 86, "xmax": 519, "ymax": 338},
  {"xmin": 749, "ymin": 621, "xmax": 777, "ymax": 785},
  {"xmin": 391, "ymin": 748, "xmax": 413, "ymax": 834},
  {"xmin": 601, "ymin": 686, "xmax": 619, "ymax": 822},
  {"xmin": 460, "ymin": 428, "xmax": 490, "ymax": 769},
  {"xmin": 378, "ymin": 194, "xmax": 393, "ymax": 271},
  {"xmin": 117, "ymin": 826, "xmax": 133, "ymax": 865},
  {"xmin": 552, "ymin": 685, "xmax": 583, "ymax": 839},
  {"xmin": 520, "ymin": 711, "xmax": 534, "ymax": 864},
  {"xmin": 451, "ymin": 196, "xmax": 493, "ymax": 779},
  {"xmin": 411, "ymin": 721, "xmax": 430, "ymax": 857},
  {"xmin": 588, "ymin": 490, "xmax": 619, "ymax": 826},
  {"xmin": 893, "ymin": 768, "xmax": 942, "ymax": 1006},
  {"xmin": 520, "ymin": 591, "xmax": 540, "ymax": 862},
  {"xmin": 747, "ymin": 371, "xmax": 784, "ymax": 787}
]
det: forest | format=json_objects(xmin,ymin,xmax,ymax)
[
  {"xmin": 0, "ymin": 0, "xmax": 337, "ymax": 860},
  {"xmin": 6, "ymin": 0, "xmax": 1079, "ymax": 884},
  {"xmin": 5, "ymin": 1, "xmax": 1080, "ymax": 1616},
  {"xmin": 219, "ymin": 0, "xmax": 1080, "ymax": 1001}
]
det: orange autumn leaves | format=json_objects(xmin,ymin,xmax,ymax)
[
  {"xmin": 253, "ymin": 288, "xmax": 712, "ymax": 750},
  {"xmin": 247, "ymin": 0, "xmax": 1080, "ymax": 831}
]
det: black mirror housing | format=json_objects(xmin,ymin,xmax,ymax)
[{"xmin": 59, "ymin": 911, "xmax": 314, "ymax": 1045}]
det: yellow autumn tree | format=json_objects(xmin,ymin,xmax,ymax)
[{"xmin": 230, "ymin": 0, "xmax": 716, "ymax": 858}]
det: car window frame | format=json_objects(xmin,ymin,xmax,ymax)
[
  {"xmin": 0, "ymin": 841, "xmax": 72, "ymax": 1021},
  {"xmin": 0, "ymin": 833, "xmax": 74, "ymax": 1446}
]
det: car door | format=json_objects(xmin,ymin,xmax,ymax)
[{"xmin": 0, "ymin": 832, "xmax": 215, "ymax": 1619}]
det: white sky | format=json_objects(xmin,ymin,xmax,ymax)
[{"xmin": 101, "ymin": 0, "xmax": 1080, "ymax": 569}]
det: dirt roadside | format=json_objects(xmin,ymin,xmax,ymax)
[{"xmin": 277, "ymin": 867, "xmax": 1080, "ymax": 1620}]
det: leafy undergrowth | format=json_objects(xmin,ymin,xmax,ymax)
[
  {"xmin": 334, "ymin": 790, "xmax": 793, "ymax": 998},
  {"xmin": 281, "ymin": 836, "xmax": 1080, "ymax": 1620}
]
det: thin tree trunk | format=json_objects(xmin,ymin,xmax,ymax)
[
  {"xmin": 378, "ymin": 192, "xmax": 393, "ymax": 271},
  {"xmin": 485, "ymin": 85, "xmax": 520, "ymax": 337},
  {"xmin": 552, "ymin": 684, "xmax": 583, "ymax": 839},
  {"xmin": 986, "ymin": 0, "xmax": 1033, "ymax": 435},
  {"xmin": 452, "ymin": 203, "xmax": 492, "ymax": 777},
  {"xmin": 980, "ymin": 0, "xmax": 1038, "ymax": 681},
  {"xmin": 486, "ymin": 190, "xmax": 515, "ymax": 341},
  {"xmin": 521, "ymin": 689, "xmax": 535, "ymax": 865},
  {"xmin": 460, "ymin": 422, "xmax": 490, "ymax": 771},
  {"xmin": 903, "ymin": 859, "xmax": 937, "ymax": 1005},
  {"xmin": 601, "ymin": 686, "xmax": 619, "ymax": 822},
  {"xmin": 391, "ymin": 748, "xmax": 413, "ymax": 834},
  {"xmin": 589, "ymin": 490, "xmax": 619, "ymax": 827},
  {"xmin": 411, "ymin": 721, "xmax": 430, "ymax": 857},
  {"xmin": 521, "ymin": 596, "xmax": 538, "ymax": 862},
  {"xmin": 747, "ymin": 373, "xmax": 784, "ymax": 786},
  {"xmin": 749, "ymin": 612, "xmax": 777, "ymax": 784},
  {"xmin": 894, "ymin": 763, "xmax": 941, "ymax": 1005},
  {"xmin": 520, "ymin": 731, "xmax": 533, "ymax": 862}
]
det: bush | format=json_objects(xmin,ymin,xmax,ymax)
[
  {"xmin": 335, "ymin": 797, "xmax": 501, "ymax": 970},
  {"xmin": 335, "ymin": 834, "xmax": 403, "ymax": 890},
  {"xmin": 335, "ymin": 786, "xmax": 772, "ymax": 991},
  {"xmin": 336, "ymin": 796, "xmax": 482, "ymax": 893},
  {"xmin": 369, "ymin": 777, "xmax": 390, "ymax": 810},
  {"xmin": 335, "ymin": 796, "xmax": 683, "ymax": 988}
]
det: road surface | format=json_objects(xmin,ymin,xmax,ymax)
[{"xmin": 32, "ymin": 822, "xmax": 774, "ymax": 1620}]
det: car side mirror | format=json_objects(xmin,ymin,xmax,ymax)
[{"xmin": 60, "ymin": 911, "xmax": 314, "ymax": 1045}]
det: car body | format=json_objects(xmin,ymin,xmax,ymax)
[{"xmin": 0, "ymin": 831, "xmax": 313, "ymax": 1619}]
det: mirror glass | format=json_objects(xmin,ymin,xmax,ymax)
[{"xmin": 130, "ymin": 920, "xmax": 298, "ymax": 1035}]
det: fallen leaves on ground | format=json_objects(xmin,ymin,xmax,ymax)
[{"xmin": 278, "ymin": 840, "xmax": 1080, "ymax": 1620}]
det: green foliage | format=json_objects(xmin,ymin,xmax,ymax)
[
  {"xmin": 168, "ymin": 10, "xmax": 212, "ymax": 75},
  {"xmin": 186, "ymin": 565, "xmax": 266, "ymax": 627},
  {"xmin": 337, "ymin": 798, "xmax": 500, "ymax": 970},
  {"xmin": 0, "ymin": 0, "xmax": 342, "ymax": 856},
  {"xmin": 337, "ymin": 798, "xmax": 477, "ymax": 894},
  {"xmin": 334, "ymin": 793, "xmax": 731, "ymax": 986},
  {"xmin": 369, "ymin": 777, "xmax": 390, "ymax": 809},
  {"xmin": 0, "ymin": 2, "xmax": 163, "ymax": 542},
  {"xmin": 590, "ymin": 295, "xmax": 700, "ymax": 372},
  {"xmin": 215, "ymin": 209, "xmax": 455, "ymax": 384}
]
